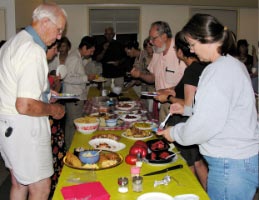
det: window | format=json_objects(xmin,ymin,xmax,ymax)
[{"xmin": 89, "ymin": 8, "xmax": 140, "ymax": 45}]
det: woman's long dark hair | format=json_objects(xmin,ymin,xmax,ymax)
[{"xmin": 182, "ymin": 13, "xmax": 237, "ymax": 56}]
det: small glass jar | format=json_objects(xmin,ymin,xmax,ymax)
[
  {"xmin": 132, "ymin": 176, "xmax": 143, "ymax": 192},
  {"xmin": 118, "ymin": 177, "xmax": 128, "ymax": 193},
  {"xmin": 101, "ymin": 89, "xmax": 107, "ymax": 96}
]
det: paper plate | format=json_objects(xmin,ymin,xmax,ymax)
[
  {"xmin": 56, "ymin": 64, "xmax": 67, "ymax": 79},
  {"xmin": 137, "ymin": 192, "xmax": 174, "ymax": 200},
  {"xmin": 141, "ymin": 91, "xmax": 158, "ymax": 97},
  {"xmin": 88, "ymin": 138, "xmax": 125, "ymax": 152},
  {"xmin": 92, "ymin": 77, "xmax": 106, "ymax": 82},
  {"xmin": 174, "ymin": 194, "xmax": 199, "ymax": 200},
  {"xmin": 51, "ymin": 93, "xmax": 80, "ymax": 99}
]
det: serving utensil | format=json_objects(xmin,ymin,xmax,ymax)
[
  {"xmin": 143, "ymin": 164, "xmax": 183, "ymax": 176},
  {"xmin": 158, "ymin": 113, "xmax": 171, "ymax": 130}
]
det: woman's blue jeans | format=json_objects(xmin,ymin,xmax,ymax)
[{"xmin": 204, "ymin": 154, "xmax": 258, "ymax": 200}]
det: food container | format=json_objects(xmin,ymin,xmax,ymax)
[
  {"xmin": 78, "ymin": 150, "xmax": 100, "ymax": 164},
  {"xmin": 74, "ymin": 117, "xmax": 100, "ymax": 134},
  {"xmin": 146, "ymin": 139, "xmax": 170, "ymax": 152},
  {"xmin": 132, "ymin": 176, "xmax": 143, "ymax": 192},
  {"xmin": 105, "ymin": 118, "xmax": 118, "ymax": 127},
  {"xmin": 131, "ymin": 166, "xmax": 141, "ymax": 177},
  {"xmin": 118, "ymin": 177, "xmax": 129, "ymax": 193}
]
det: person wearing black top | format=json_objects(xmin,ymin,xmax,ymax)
[
  {"xmin": 155, "ymin": 31, "xmax": 208, "ymax": 190},
  {"xmin": 95, "ymin": 27, "xmax": 127, "ymax": 88}
]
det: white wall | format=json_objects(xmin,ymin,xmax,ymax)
[
  {"xmin": 61, "ymin": 4, "xmax": 258, "ymax": 52},
  {"xmin": 0, "ymin": 0, "xmax": 16, "ymax": 40},
  {"xmin": 238, "ymin": 8, "xmax": 258, "ymax": 53}
]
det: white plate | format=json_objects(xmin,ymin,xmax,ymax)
[
  {"xmin": 56, "ymin": 64, "xmax": 67, "ymax": 79},
  {"xmin": 137, "ymin": 192, "xmax": 174, "ymax": 200},
  {"xmin": 141, "ymin": 91, "xmax": 158, "ymax": 97},
  {"xmin": 116, "ymin": 103, "xmax": 135, "ymax": 111},
  {"xmin": 174, "ymin": 194, "xmax": 199, "ymax": 200},
  {"xmin": 121, "ymin": 131, "xmax": 153, "ymax": 141},
  {"xmin": 88, "ymin": 138, "xmax": 125, "ymax": 152},
  {"xmin": 120, "ymin": 114, "xmax": 141, "ymax": 122},
  {"xmin": 92, "ymin": 77, "xmax": 106, "ymax": 82},
  {"xmin": 51, "ymin": 93, "xmax": 80, "ymax": 99}
]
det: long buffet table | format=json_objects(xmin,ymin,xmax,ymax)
[{"xmin": 52, "ymin": 86, "xmax": 210, "ymax": 200}]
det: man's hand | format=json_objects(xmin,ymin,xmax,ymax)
[
  {"xmin": 51, "ymin": 104, "xmax": 65, "ymax": 120},
  {"xmin": 130, "ymin": 67, "xmax": 141, "ymax": 78}
]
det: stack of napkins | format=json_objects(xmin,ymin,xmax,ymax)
[{"xmin": 61, "ymin": 181, "xmax": 110, "ymax": 200}]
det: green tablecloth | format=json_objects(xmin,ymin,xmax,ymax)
[
  {"xmin": 52, "ymin": 130, "xmax": 209, "ymax": 200},
  {"xmin": 52, "ymin": 86, "xmax": 209, "ymax": 199}
]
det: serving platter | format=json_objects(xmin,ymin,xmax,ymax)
[
  {"xmin": 144, "ymin": 152, "xmax": 178, "ymax": 166},
  {"xmin": 63, "ymin": 150, "xmax": 123, "ymax": 170},
  {"xmin": 120, "ymin": 114, "xmax": 141, "ymax": 122},
  {"xmin": 88, "ymin": 138, "xmax": 126, "ymax": 152},
  {"xmin": 121, "ymin": 131, "xmax": 153, "ymax": 141},
  {"xmin": 115, "ymin": 101, "xmax": 136, "ymax": 111}
]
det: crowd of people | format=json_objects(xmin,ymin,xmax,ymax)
[{"xmin": 0, "ymin": 2, "xmax": 258, "ymax": 200}]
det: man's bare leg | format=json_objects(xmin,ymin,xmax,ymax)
[{"xmin": 10, "ymin": 170, "xmax": 28, "ymax": 200}]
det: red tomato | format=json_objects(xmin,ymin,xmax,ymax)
[
  {"xmin": 129, "ymin": 145, "xmax": 148, "ymax": 158},
  {"xmin": 134, "ymin": 140, "xmax": 148, "ymax": 150},
  {"xmin": 125, "ymin": 154, "xmax": 137, "ymax": 165}
]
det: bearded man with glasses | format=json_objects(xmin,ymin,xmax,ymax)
[{"xmin": 131, "ymin": 21, "xmax": 186, "ymax": 122}]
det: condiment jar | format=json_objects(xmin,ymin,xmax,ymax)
[
  {"xmin": 130, "ymin": 166, "xmax": 141, "ymax": 177},
  {"xmin": 132, "ymin": 176, "xmax": 143, "ymax": 192},
  {"xmin": 118, "ymin": 177, "xmax": 128, "ymax": 193}
]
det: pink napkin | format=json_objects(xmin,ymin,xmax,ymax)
[{"xmin": 61, "ymin": 181, "xmax": 110, "ymax": 200}]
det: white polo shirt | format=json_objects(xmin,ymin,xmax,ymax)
[{"xmin": 0, "ymin": 30, "xmax": 49, "ymax": 114}]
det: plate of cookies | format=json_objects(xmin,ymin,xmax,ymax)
[{"xmin": 64, "ymin": 150, "xmax": 123, "ymax": 170}]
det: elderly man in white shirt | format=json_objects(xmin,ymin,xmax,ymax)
[{"xmin": 0, "ymin": 3, "xmax": 66, "ymax": 199}]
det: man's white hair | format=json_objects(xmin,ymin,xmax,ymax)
[{"xmin": 32, "ymin": 3, "xmax": 67, "ymax": 23}]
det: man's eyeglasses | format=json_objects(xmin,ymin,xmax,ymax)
[
  {"xmin": 48, "ymin": 18, "xmax": 63, "ymax": 35},
  {"xmin": 149, "ymin": 35, "xmax": 160, "ymax": 42}
]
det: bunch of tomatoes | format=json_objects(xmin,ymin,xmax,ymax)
[{"xmin": 125, "ymin": 140, "xmax": 148, "ymax": 165}]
